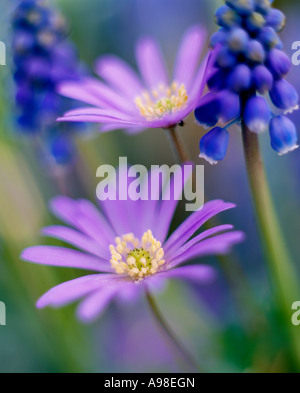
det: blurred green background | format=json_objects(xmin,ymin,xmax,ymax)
[{"xmin": 0, "ymin": 0, "xmax": 300, "ymax": 373}]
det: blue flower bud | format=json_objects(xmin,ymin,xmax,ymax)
[
  {"xmin": 51, "ymin": 135, "xmax": 75, "ymax": 165},
  {"xmin": 215, "ymin": 5, "xmax": 241, "ymax": 28},
  {"xmin": 254, "ymin": 0, "xmax": 272, "ymax": 14},
  {"xmin": 267, "ymin": 49, "xmax": 291, "ymax": 79},
  {"xmin": 244, "ymin": 96, "xmax": 271, "ymax": 133},
  {"xmin": 210, "ymin": 29, "xmax": 227, "ymax": 48},
  {"xmin": 227, "ymin": 64, "xmax": 252, "ymax": 92},
  {"xmin": 259, "ymin": 26, "xmax": 281, "ymax": 49},
  {"xmin": 246, "ymin": 40, "xmax": 266, "ymax": 63},
  {"xmin": 246, "ymin": 12, "xmax": 266, "ymax": 32},
  {"xmin": 266, "ymin": 9, "xmax": 286, "ymax": 32},
  {"xmin": 207, "ymin": 68, "xmax": 228, "ymax": 92},
  {"xmin": 269, "ymin": 116, "xmax": 298, "ymax": 155},
  {"xmin": 226, "ymin": 0, "xmax": 255, "ymax": 16},
  {"xmin": 199, "ymin": 127, "xmax": 230, "ymax": 165},
  {"xmin": 252, "ymin": 65, "xmax": 273, "ymax": 93},
  {"xmin": 227, "ymin": 28, "xmax": 249, "ymax": 53},
  {"xmin": 218, "ymin": 90, "xmax": 240, "ymax": 123},
  {"xmin": 217, "ymin": 47, "xmax": 237, "ymax": 68},
  {"xmin": 195, "ymin": 94, "xmax": 222, "ymax": 129},
  {"xmin": 270, "ymin": 79, "xmax": 299, "ymax": 112}
]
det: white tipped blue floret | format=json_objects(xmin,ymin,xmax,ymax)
[
  {"xmin": 270, "ymin": 79, "xmax": 299, "ymax": 113},
  {"xmin": 244, "ymin": 96, "xmax": 271, "ymax": 134},
  {"xmin": 269, "ymin": 116, "xmax": 298, "ymax": 155},
  {"xmin": 227, "ymin": 64, "xmax": 252, "ymax": 93},
  {"xmin": 267, "ymin": 49, "xmax": 291, "ymax": 79},
  {"xmin": 252, "ymin": 65, "xmax": 273, "ymax": 93},
  {"xmin": 199, "ymin": 127, "xmax": 230, "ymax": 165}
]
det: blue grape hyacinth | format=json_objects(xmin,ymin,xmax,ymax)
[
  {"xmin": 196, "ymin": 0, "xmax": 299, "ymax": 164},
  {"xmin": 12, "ymin": 0, "xmax": 83, "ymax": 165}
]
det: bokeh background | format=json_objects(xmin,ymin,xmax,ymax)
[{"xmin": 0, "ymin": 0, "xmax": 299, "ymax": 373}]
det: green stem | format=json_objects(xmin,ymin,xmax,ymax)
[
  {"xmin": 167, "ymin": 127, "xmax": 190, "ymax": 163},
  {"xmin": 165, "ymin": 124, "xmax": 266, "ymax": 335},
  {"xmin": 145, "ymin": 289, "xmax": 200, "ymax": 372},
  {"xmin": 240, "ymin": 93, "xmax": 300, "ymax": 368}
]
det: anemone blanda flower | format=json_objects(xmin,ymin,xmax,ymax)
[
  {"xmin": 21, "ymin": 167, "xmax": 244, "ymax": 323},
  {"xmin": 57, "ymin": 25, "xmax": 210, "ymax": 134}
]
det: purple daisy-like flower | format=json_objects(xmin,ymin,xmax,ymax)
[
  {"xmin": 21, "ymin": 168, "xmax": 244, "ymax": 323},
  {"xmin": 57, "ymin": 26, "xmax": 210, "ymax": 133}
]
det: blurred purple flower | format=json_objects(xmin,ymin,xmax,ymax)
[
  {"xmin": 21, "ymin": 167, "xmax": 244, "ymax": 323},
  {"xmin": 57, "ymin": 25, "xmax": 211, "ymax": 133}
]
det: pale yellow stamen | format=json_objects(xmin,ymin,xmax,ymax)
[
  {"xmin": 135, "ymin": 82, "xmax": 188, "ymax": 121},
  {"xmin": 109, "ymin": 230, "xmax": 165, "ymax": 281}
]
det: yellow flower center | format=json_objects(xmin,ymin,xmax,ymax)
[
  {"xmin": 109, "ymin": 230, "xmax": 165, "ymax": 280},
  {"xmin": 135, "ymin": 82, "xmax": 188, "ymax": 120}
]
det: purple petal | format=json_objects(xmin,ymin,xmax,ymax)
[
  {"xmin": 164, "ymin": 200, "xmax": 236, "ymax": 257},
  {"xmin": 76, "ymin": 286, "xmax": 120, "ymax": 323},
  {"xmin": 95, "ymin": 55, "xmax": 144, "ymax": 99},
  {"xmin": 136, "ymin": 37, "xmax": 169, "ymax": 89},
  {"xmin": 81, "ymin": 77, "xmax": 137, "ymax": 114},
  {"xmin": 21, "ymin": 246, "xmax": 113, "ymax": 272},
  {"xmin": 171, "ymin": 224, "xmax": 234, "ymax": 260},
  {"xmin": 36, "ymin": 274, "xmax": 116, "ymax": 308},
  {"xmin": 155, "ymin": 165, "xmax": 193, "ymax": 243},
  {"xmin": 41, "ymin": 226, "xmax": 107, "ymax": 258},
  {"xmin": 173, "ymin": 26, "xmax": 206, "ymax": 91},
  {"xmin": 169, "ymin": 231, "xmax": 245, "ymax": 267},
  {"xmin": 159, "ymin": 265, "xmax": 216, "ymax": 283},
  {"xmin": 50, "ymin": 197, "xmax": 115, "ymax": 251},
  {"xmin": 58, "ymin": 82, "xmax": 106, "ymax": 107}
]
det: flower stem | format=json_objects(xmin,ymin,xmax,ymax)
[
  {"xmin": 240, "ymin": 93, "xmax": 300, "ymax": 368},
  {"xmin": 167, "ymin": 126, "xmax": 190, "ymax": 163},
  {"xmin": 145, "ymin": 289, "xmax": 200, "ymax": 372}
]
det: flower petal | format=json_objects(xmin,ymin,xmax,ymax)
[
  {"xmin": 21, "ymin": 246, "xmax": 113, "ymax": 272},
  {"xmin": 76, "ymin": 286, "xmax": 121, "ymax": 323},
  {"xmin": 95, "ymin": 55, "xmax": 144, "ymax": 99},
  {"xmin": 136, "ymin": 37, "xmax": 169, "ymax": 89},
  {"xmin": 159, "ymin": 265, "xmax": 216, "ymax": 283},
  {"xmin": 164, "ymin": 200, "xmax": 236, "ymax": 257},
  {"xmin": 50, "ymin": 196, "xmax": 115, "ymax": 250},
  {"xmin": 173, "ymin": 25, "xmax": 206, "ymax": 91},
  {"xmin": 36, "ymin": 274, "xmax": 116, "ymax": 308},
  {"xmin": 41, "ymin": 226, "xmax": 107, "ymax": 258},
  {"xmin": 169, "ymin": 231, "xmax": 245, "ymax": 267}
]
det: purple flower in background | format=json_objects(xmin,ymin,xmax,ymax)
[
  {"xmin": 196, "ymin": 0, "xmax": 299, "ymax": 163},
  {"xmin": 57, "ymin": 26, "xmax": 210, "ymax": 134},
  {"xmin": 21, "ymin": 167, "xmax": 244, "ymax": 323},
  {"xmin": 12, "ymin": 0, "xmax": 84, "ymax": 164}
]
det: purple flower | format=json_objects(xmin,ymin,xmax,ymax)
[
  {"xmin": 21, "ymin": 168, "xmax": 244, "ymax": 323},
  {"xmin": 57, "ymin": 26, "xmax": 211, "ymax": 133}
]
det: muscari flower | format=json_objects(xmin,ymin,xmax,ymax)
[
  {"xmin": 57, "ymin": 25, "xmax": 211, "ymax": 133},
  {"xmin": 195, "ymin": 0, "xmax": 299, "ymax": 163},
  {"xmin": 12, "ymin": 0, "xmax": 83, "ymax": 164},
  {"xmin": 21, "ymin": 167, "xmax": 244, "ymax": 323}
]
